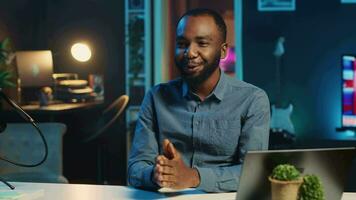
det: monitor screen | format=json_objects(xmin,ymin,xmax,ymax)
[
  {"xmin": 15, "ymin": 50, "xmax": 54, "ymax": 88},
  {"xmin": 342, "ymin": 55, "xmax": 356, "ymax": 127}
]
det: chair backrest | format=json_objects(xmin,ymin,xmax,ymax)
[
  {"xmin": 82, "ymin": 94, "xmax": 129, "ymax": 143},
  {"xmin": 0, "ymin": 123, "xmax": 67, "ymax": 182}
]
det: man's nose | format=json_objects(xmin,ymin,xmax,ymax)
[{"xmin": 184, "ymin": 45, "xmax": 198, "ymax": 58}]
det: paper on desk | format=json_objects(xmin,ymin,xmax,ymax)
[
  {"xmin": 158, "ymin": 187, "xmax": 197, "ymax": 193},
  {"xmin": 0, "ymin": 189, "xmax": 44, "ymax": 200},
  {"xmin": 157, "ymin": 188, "xmax": 236, "ymax": 200}
]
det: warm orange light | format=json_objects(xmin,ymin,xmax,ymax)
[{"xmin": 71, "ymin": 43, "xmax": 91, "ymax": 62}]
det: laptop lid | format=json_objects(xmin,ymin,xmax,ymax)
[
  {"xmin": 16, "ymin": 50, "xmax": 54, "ymax": 87},
  {"xmin": 236, "ymin": 147, "xmax": 356, "ymax": 200}
]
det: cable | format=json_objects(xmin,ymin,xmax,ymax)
[
  {"xmin": 0, "ymin": 88, "xmax": 49, "ymax": 190},
  {"xmin": 0, "ymin": 177, "xmax": 15, "ymax": 190},
  {"xmin": 0, "ymin": 123, "xmax": 48, "ymax": 167}
]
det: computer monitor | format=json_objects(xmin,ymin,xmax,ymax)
[
  {"xmin": 342, "ymin": 55, "xmax": 356, "ymax": 127},
  {"xmin": 15, "ymin": 50, "xmax": 54, "ymax": 88}
]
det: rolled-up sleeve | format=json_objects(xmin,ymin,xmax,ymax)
[
  {"xmin": 127, "ymin": 90, "xmax": 160, "ymax": 190},
  {"xmin": 196, "ymin": 165, "xmax": 242, "ymax": 192}
]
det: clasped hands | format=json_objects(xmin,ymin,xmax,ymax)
[{"xmin": 153, "ymin": 139, "xmax": 200, "ymax": 189}]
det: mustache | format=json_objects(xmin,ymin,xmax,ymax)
[
  {"xmin": 174, "ymin": 57, "xmax": 204, "ymax": 69},
  {"xmin": 187, "ymin": 61, "xmax": 201, "ymax": 66},
  {"xmin": 179, "ymin": 59, "xmax": 202, "ymax": 66}
]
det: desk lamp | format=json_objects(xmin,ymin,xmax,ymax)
[{"xmin": 71, "ymin": 42, "xmax": 91, "ymax": 62}]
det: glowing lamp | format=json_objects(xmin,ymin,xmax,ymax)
[{"xmin": 71, "ymin": 43, "xmax": 91, "ymax": 62}]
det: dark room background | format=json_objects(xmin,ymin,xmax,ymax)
[
  {"xmin": 0, "ymin": 0, "xmax": 127, "ymax": 184},
  {"xmin": 1, "ymin": 0, "xmax": 356, "ymax": 186},
  {"xmin": 243, "ymin": 0, "xmax": 356, "ymax": 145}
]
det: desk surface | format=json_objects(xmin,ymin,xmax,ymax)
[
  {"xmin": 0, "ymin": 182, "xmax": 355, "ymax": 200},
  {"xmin": 20, "ymin": 100, "xmax": 103, "ymax": 113}
]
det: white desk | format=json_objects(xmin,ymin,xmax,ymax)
[{"xmin": 0, "ymin": 182, "xmax": 355, "ymax": 200}]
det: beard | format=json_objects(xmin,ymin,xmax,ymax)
[{"xmin": 175, "ymin": 52, "xmax": 221, "ymax": 86}]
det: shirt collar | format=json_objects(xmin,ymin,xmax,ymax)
[
  {"xmin": 181, "ymin": 70, "xmax": 228, "ymax": 101},
  {"xmin": 213, "ymin": 71, "xmax": 227, "ymax": 101},
  {"xmin": 182, "ymin": 80, "xmax": 189, "ymax": 99}
]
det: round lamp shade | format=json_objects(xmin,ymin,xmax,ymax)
[{"xmin": 71, "ymin": 43, "xmax": 92, "ymax": 62}]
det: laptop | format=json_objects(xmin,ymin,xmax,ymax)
[
  {"xmin": 236, "ymin": 147, "xmax": 356, "ymax": 200},
  {"xmin": 16, "ymin": 50, "xmax": 54, "ymax": 88}
]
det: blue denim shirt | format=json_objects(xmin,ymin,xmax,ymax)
[{"xmin": 128, "ymin": 72, "xmax": 270, "ymax": 192}]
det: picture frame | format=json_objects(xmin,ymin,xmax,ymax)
[
  {"xmin": 129, "ymin": 0, "xmax": 144, "ymax": 10},
  {"xmin": 258, "ymin": 0, "xmax": 296, "ymax": 11}
]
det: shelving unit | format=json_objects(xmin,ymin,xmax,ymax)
[{"xmin": 124, "ymin": 0, "xmax": 152, "ymax": 144}]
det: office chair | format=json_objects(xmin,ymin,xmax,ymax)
[
  {"xmin": 0, "ymin": 123, "xmax": 68, "ymax": 183},
  {"xmin": 81, "ymin": 94, "xmax": 129, "ymax": 184}
]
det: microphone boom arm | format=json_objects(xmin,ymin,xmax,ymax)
[{"xmin": 0, "ymin": 88, "xmax": 49, "ymax": 190}]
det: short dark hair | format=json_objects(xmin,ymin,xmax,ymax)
[{"xmin": 178, "ymin": 8, "xmax": 227, "ymax": 42}]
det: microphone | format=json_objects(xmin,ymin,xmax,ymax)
[
  {"xmin": 0, "ymin": 88, "xmax": 49, "ymax": 190},
  {"xmin": 0, "ymin": 88, "xmax": 35, "ymax": 124}
]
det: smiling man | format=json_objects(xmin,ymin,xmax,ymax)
[{"xmin": 128, "ymin": 8, "xmax": 270, "ymax": 193}]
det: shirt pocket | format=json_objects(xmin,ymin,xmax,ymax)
[{"xmin": 206, "ymin": 119, "xmax": 241, "ymax": 156}]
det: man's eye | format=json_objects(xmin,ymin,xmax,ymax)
[
  {"xmin": 199, "ymin": 42, "xmax": 209, "ymax": 47},
  {"xmin": 176, "ymin": 42, "xmax": 187, "ymax": 48}
]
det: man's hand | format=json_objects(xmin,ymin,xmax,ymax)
[{"xmin": 153, "ymin": 139, "xmax": 200, "ymax": 189}]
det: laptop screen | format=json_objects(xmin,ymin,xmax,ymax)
[
  {"xmin": 236, "ymin": 147, "xmax": 356, "ymax": 200},
  {"xmin": 16, "ymin": 50, "xmax": 54, "ymax": 88}
]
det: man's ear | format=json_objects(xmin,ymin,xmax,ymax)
[{"xmin": 220, "ymin": 43, "xmax": 228, "ymax": 59}]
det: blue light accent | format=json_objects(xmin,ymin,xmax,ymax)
[
  {"xmin": 343, "ymin": 87, "xmax": 354, "ymax": 93},
  {"xmin": 144, "ymin": 0, "xmax": 151, "ymax": 91},
  {"xmin": 342, "ymin": 0, "xmax": 356, "ymax": 4},
  {"xmin": 343, "ymin": 92, "xmax": 353, "ymax": 108},
  {"xmin": 344, "ymin": 130, "xmax": 355, "ymax": 137},
  {"xmin": 234, "ymin": 0, "xmax": 243, "ymax": 80},
  {"xmin": 343, "ymin": 56, "xmax": 354, "ymax": 70},
  {"xmin": 343, "ymin": 70, "xmax": 354, "ymax": 80},
  {"xmin": 344, "ymin": 111, "xmax": 353, "ymax": 115},
  {"xmin": 153, "ymin": 0, "xmax": 163, "ymax": 85},
  {"xmin": 343, "ymin": 55, "xmax": 355, "ymax": 61}
]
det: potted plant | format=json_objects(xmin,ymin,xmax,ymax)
[
  {"xmin": 269, "ymin": 164, "xmax": 303, "ymax": 200},
  {"xmin": 126, "ymin": 15, "xmax": 145, "ymax": 105},
  {"xmin": 0, "ymin": 37, "xmax": 16, "ymax": 109},
  {"xmin": 299, "ymin": 175, "xmax": 324, "ymax": 200},
  {"xmin": 0, "ymin": 37, "xmax": 16, "ymax": 89},
  {"xmin": 127, "ymin": 15, "xmax": 144, "ymax": 81}
]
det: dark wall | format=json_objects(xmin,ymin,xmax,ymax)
[
  {"xmin": 0, "ymin": 0, "xmax": 125, "ymax": 103},
  {"xmin": 243, "ymin": 0, "xmax": 356, "ymax": 142},
  {"xmin": 0, "ymin": 0, "xmax": 127, "ymax": 184}
]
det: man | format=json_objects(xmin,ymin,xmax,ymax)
[{"xmin": 128, "ymin": 8, "xmax": 270, "ymax": 193}]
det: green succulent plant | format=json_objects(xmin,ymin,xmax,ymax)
[
  {"xmin": 0, "ymin": 37, "xmax": 16, "ymax": 88},
  {"xmin": 299, "ymin": 175, "xmax": 324, "ymax": 200},
  {"xmin": 271, "ymin": 164, "xmax": 301, "ymax": 181}
]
